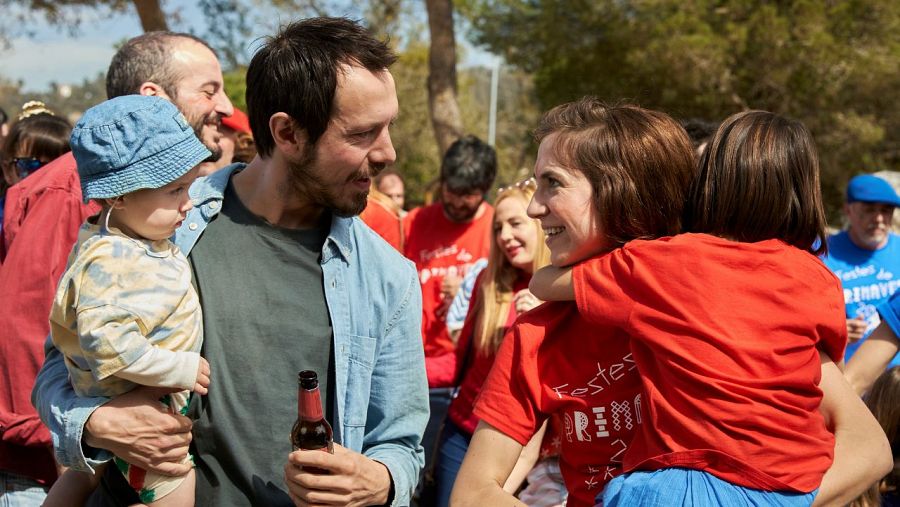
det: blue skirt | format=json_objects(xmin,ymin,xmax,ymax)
[{"xmin": 600, "ymin": 468, "xmax": 817, "ymax": 507}]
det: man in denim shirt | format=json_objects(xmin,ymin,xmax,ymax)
[{"xmin": 32, "ymin": 18, "xmax": 427, "ymax": 506}]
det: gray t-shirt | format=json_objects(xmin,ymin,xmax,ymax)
[{"xmin": 187, "ymin": 178, "xmax": 335, "ymax": 506}]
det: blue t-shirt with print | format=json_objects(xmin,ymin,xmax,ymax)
[{"xmin": 823, "ymin": 230, "xmax": 900, "ymax": 366}]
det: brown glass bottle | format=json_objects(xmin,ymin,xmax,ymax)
[{"xmin": 291, "ymin": 370, "xmax": 334, "ymax": 455}]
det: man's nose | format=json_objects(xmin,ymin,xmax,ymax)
[
  {"xmin": 370, "ymin": 128, "xmax": 396, "ymax": 167},
  {"xmin": 215, "ymin": 90, "xmax": 235, "ymax": 118}
]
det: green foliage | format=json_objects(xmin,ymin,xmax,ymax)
[
  {"xmin": 460, "ymin": 0, "xmax": 900, "ymax": 221},
  {"xmin": 388, "ymin": 42, "xmax": 541, "ymax": 207},
  {"xmin": 223, "ymin": 67, "xmax": 248, "ymax": 111},
  {"xmin": 198, "ymin": 0, "xmax": 253, "ymax": 69}
]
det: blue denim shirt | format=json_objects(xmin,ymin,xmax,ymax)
[{"xmin": 32, "ymin": 163, "xmax": 428, "ymax": 505}]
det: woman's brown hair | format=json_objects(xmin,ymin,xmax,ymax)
[
  {"xmin": 533, "ymin": 97, "xmax": 696, "ymax": 248},
  {"xmin": 1, "ymin": 111, "xmax": 72, "ymax": 194},
  {"xmin": 684, "ymin": 110, "xmax": 828, "ymax": 255}
]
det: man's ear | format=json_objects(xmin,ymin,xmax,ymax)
[
  {"xmin": 138, "ymin": 81, "xmax": 170, "ymax": 100},
  {"xmin": 269, "ymin": 113, "xmax": 309, "ymax": 158}
]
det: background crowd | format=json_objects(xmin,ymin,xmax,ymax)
[{"xmin": 0, "ymin": 8, "xmax": 899, "ymax": 507}]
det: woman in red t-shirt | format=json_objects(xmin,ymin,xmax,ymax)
[
  {"xmin": 529, "ymin": 110, "xmax": 893, "ymax": 506},
  {"xmin": 453, "ymin": 99, "xmax": 697, "ymax": 507},
  {"xmin": 452, "ymin": 99, "xmax": 891, "ymax": 507},
  {"xmin": 432, "ymin": 178, "xmax": 550, "ymax": 507}
]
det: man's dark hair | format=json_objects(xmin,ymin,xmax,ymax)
[
  {"xmin": 440, "ymin": 135, "xmax": 497, "ymax": 194},
  {"xmin": 106, "ymin": 31, "xmax": 217, "ymax": 99},
  {"xmin": 246, "ymin": 17, "xmax": 397, "ymax": 157},
  {"xmin": 0, "ymin": 107, "xmax": 7, "ymax": 126}
]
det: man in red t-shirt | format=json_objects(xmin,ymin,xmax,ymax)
[
  {"xmin": 402, "ymin": 135, "xmax": 496, "ymax": 476},
  {"xmin": 360, "ymin": 187, "xmax": 403, "ymax": 251},
  {"xmin": 403, "ymin": 135, "xmax": 497, "ymax": 385}
]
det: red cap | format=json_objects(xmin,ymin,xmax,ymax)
[{"xmin": 221, "ymin": 108, "xmax": 251, "ymax": 135}]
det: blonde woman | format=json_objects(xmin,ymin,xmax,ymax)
[{"xmin": 431, "ymin": 178, "xmax": 550, "ymax": 507}]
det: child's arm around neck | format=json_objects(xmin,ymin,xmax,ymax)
[{"xmin": 529, "ymin": 265, "xmax": 575, "ymax": 301}]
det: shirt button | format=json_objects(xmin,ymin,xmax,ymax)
[
  {"xmin": 209, "ymin": 201, "xmax": 219, "ymax": 209},
  {"xmin": 189, "ymin": 223, "xmax": 198, "ymax": 231},
  {"xmin": 331, "ymin": 280, "xmax": 336, "ymax": 288}
]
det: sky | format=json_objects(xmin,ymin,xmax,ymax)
[{"xmin": 0, "ymin": 1, "xmax": 495, "ymax": 93}]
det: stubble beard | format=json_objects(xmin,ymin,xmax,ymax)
[
  {"xmin": 287, "ymin": 149, "xmax": 369, "ymax": 218},
  {"xmin": 185, "ymin": 109, "xmax": 223, "ymax": 163}
]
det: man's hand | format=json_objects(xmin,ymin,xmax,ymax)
[
  {"xmin": 84, "ymin": 386, "xmax": 193, "ymax": 476},
  {"xmin": 847, "ymin": 318, "xmax": 867, "ymax": 343},
  {"xmin": 284, "ymin": 443, "xmax": 392, "ymax": 506},
  {"xmin": 435, "ymin": 273, "xmax": 464, "ymax": 319},
  {"xmin": 194, "ymin": 357, "xmax": 211, "ymax": 395}
]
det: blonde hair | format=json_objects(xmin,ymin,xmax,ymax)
[{"xmin": 473, "ymin": 179, "xmax": 550, "ymax": 355}]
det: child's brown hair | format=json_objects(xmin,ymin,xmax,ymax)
[{"xmin": 684, "ymin": 110, "xmax": 828, "ymax": 255}]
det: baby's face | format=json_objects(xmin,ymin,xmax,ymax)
[{"xmin": 110, "ymin": 166, "xmax": 200, "ymax": 241}]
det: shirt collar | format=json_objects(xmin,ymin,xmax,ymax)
[
  {"xmin": 191, "ymin": 162, "xmax": 356, "ymax": 263},
  {"xmin": 323, "ymin": 214, "xmax": 354, "ymax": 263}
]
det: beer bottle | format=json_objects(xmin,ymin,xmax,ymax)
[{"xmin": 291, "ymin": 370, "xmax": 334, "ymax": 454}]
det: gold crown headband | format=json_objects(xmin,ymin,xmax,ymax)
[{"xmin": 18, "ymin": 100, "xmax": 55, "ymax": 121}]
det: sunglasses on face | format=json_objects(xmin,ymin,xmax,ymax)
[{"xmin": 11, "ymin": 157, "xmax": 46, "ymax": 179}]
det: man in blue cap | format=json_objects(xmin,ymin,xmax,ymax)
[{"xmin": 823, "ymin": 173, "xmax": 900, "ymax": 366}]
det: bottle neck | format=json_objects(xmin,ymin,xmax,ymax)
[{"xmin": 298, "ymin": 387, "xmax": 324, "ymax": 421}]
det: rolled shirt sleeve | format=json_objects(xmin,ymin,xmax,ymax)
[{"xmin": 32, "ymin": 336, "xmax": 112, "ymax": 472}]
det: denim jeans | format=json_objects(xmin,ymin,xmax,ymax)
[
  {"xmin": 422, "ymin": 387, "xmax": 454, "ymax": 469},
  {"xmin": 434, "ymin": 420, "xmax": 472, "ymax": 507},
  {"xmin": 413, "ymin": 387, "xmax": 454, "ymax": 507},
  {"xmin": 602, "ymin": 468, "xmax": 818, "ymax": 507},
  {"xmin": 0, "ymin": 471, "xmax": 48, "ymax": 507}
]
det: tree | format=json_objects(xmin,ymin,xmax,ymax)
[
  {"xmin": 1, "ymin": 0, "xmax": 167, "ymax": 34},
  {"xmin": 459, "ymin": 0, "xmax": 900, "ymax": 219},
  {"xmin": 424, "ymin": 0, "xmax": 464, "ymax": 155}
]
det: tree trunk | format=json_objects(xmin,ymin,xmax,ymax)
[
  {"xmin": 132, "ymin": 0, "xmax": 169, "ymax": 32},
  {"xmin": 424, "ymin": 0, "xmax": 463, "ymax": 156}
]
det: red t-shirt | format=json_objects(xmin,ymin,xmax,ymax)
[
  {"xmin": 572, "ymin": 233, "xmax": 847, "ymax": 493},
  {"xmin": 447, "ymin": 272, "xmax": 529, "ymax": 435},
  {"xmin": 359, "ymin": 197, "xmax": 402, "ymax": 251},
  {"xmin": 403, "ymin": 202, "xmax": 493, "ymax": 386},
  {"xmin": 474, "ymin": 302, "xmax": 642, "ymax": 507}
]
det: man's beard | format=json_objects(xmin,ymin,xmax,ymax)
[
  {"xmin": 286, "ymin": 149, "xmax": 371, "ymax": 217},
  {"xmin": 443, "ymin": 201, "xmax": 481, "ymax": 223},
  {"xmin": 186, "ymin": 110, "xmax": 223, "ymax": 163}
]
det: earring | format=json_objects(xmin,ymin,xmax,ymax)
[{"xmin": 102, "ymin": 207, "xmax": 113, "ymax": 233}]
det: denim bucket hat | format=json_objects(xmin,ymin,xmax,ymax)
[{"xmin": 72, "ymin": 95, "xmax": 211, "ymax": 202}]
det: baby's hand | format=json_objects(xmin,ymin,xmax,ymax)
[{"xmin": 194, "ymin": 357, "xmax": 210, "ymax": 395}]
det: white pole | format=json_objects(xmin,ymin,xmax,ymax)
[{"xmin": 488, "ymin": 57, "xmax": 500, "ymax": 146}]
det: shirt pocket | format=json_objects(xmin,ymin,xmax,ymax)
[{"xmin": 344, "ymin": 333, "xmax": 377, "ymax": 428}]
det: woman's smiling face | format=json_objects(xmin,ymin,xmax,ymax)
[{"xmin": 527, "ymin": 133, "xmax": 608, "ymax": 267}]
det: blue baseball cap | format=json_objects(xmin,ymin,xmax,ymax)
[
  {"xmin": 72, "ymin": 95, "xmax": 211, "ymax": 202},
  {"xmin": 846, "ymin": 174, "xmax": 900, "ymax": 207}
]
